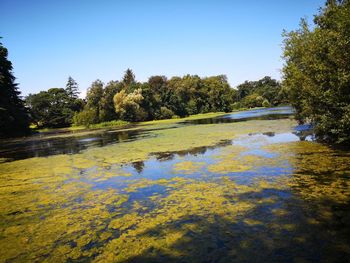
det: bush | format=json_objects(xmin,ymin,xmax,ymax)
[
  {"xmin": 159, "ymin": 107, "xmax": 175, "ymax": 119},
  {"xmin": 262, "ymin": 99, "xmax": 270, "ymax": 108},
  {"xmin": 88, "ymin": 120, "xmax": 129, "ymax": 129},
  {"xmin": 231, "ymin": 102, "xmax": 242, "ymax": 110},
  {"xmin": 73, "ymin": 109, "xmax": 99, "ymax": 127}
]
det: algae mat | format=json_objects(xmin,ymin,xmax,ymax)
[{"xmin": 0, "ymin": 109, "xmax": 350, "ymax": 262}]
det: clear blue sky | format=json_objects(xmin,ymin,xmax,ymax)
[{"xmin": 1, "ymin": 0, "xmax": 324, "ymax": 97}]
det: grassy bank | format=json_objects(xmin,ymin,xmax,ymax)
[{"xmin": 28, "ymin": 107, "xmax": 275, "ymax": 138}]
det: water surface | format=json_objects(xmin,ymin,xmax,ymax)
[{"xmin": 0, "ymin": 107, "xmax": 349, "ymax": 262}]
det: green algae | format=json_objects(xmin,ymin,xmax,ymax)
[
  {"xmin": 94, "ymin": 178, "xmax": 259, "ymax": 262},
  {"xmin": 1, "ymin": 115, "xmax": 350, "ymax": 262},
  {"xmin": 264, "ymin": 141, "xmax": 350, "ymax": 204},
  {"xmin": 173, "ymin": 161, "xmax": 205, "ymax": 174}
]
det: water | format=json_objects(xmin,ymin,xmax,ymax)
[
  {"xmin": 182, "ymin": 106, "xmax": 294, "ymax": 125},
  {"xmin": 0, "ymin": 106, "xmax": 349, "ymax": 262},
  {"xmin": 0, "ymin": 106, "xmax": 294, "ymax": 162}
]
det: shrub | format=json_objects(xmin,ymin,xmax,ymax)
[
  {"xmin": 159, "ymin": 107, "xmax": 175, "ymax": 119},
  {"xmin": 73, "ymin": 109, "xmax": 99, "ymax": 127},
  {"xmin": 262, "ymin": 99, "xmax": 271, "ymax": 108}
]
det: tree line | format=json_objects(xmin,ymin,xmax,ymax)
[{"xmin": 24, "ymin": 70, "xmax": 287, "ymax": 128}]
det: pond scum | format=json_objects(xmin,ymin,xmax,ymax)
[{"xmin": 0, "ymin": 117, "xmax": 350, "ymax": 262}]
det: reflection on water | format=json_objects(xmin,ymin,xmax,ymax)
[
  {"xmin": 0, "ymin": 107, "xmax": 349, "ymax": 262},
  {"xmin": 0, "ymin": 106, "xmax": 294, "ymax": 162},
  {"xmin": 0, "ymin": 129, "xmax": 150, "ymax": 161},
  {"xmin": 150, "ymin": 139, "xmax": 232, "ymax": 162},
  {"xmin": 183, "ymin": 106, "xmax": 294, "ymax": 125}
]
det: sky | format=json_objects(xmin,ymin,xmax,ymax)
[{"xmin": 1, "ymin": 0, "xmax": 325, "ymax": 97}]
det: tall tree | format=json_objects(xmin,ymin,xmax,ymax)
[
  {"xmin": 99, "ymin": 81, "xmax": 123, "ymax": 121},
  {"xmin": 0, "ymin": 40, "xmax": 29, "ymax": 137},
  {"xmin": 86, "ymin": 80, "xmax": 104, "ymax": 111},
  {"xmin": 122, "ymin": 68, "xmax": 136, "ymax": 87},
  {"xmin": 73, "ymin": 80, "xmax": 104, "ymax": 126},
  {"xmin": 65, "ymin": 76, "xmax": 79, "ymax": 99}
]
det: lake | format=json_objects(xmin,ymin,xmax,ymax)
[{"xmin": 0, "ymin": 106, "xmax": 349, "ymax": 262}]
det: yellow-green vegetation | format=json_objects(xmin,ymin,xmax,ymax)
[
  {"xmin": 173, "ymin": 161, "xmax": 205, "ymax": 174},
  {"xmin": 207, "ymin": 145, "xmax": 250, "ymax": 174},
  {"xmin": 94, "ymin": 178, "xmax": 259, "ymax": 262},
  {"xmin": 82, "ymin": 120, "xmax": 129, "ymax": 129},
  {"xmin": 139, "ymin": 112, "xmax": 228, "ymax": 126},
  {"xmin": 35, "ymin": 125, "xmax": 86, "ymax": 133},
  {"xmin": 1, "ymin": 116, "xmax": 350, "ymax": 262},
  {"xmin": 264, "ymin": 141, "xmax": 350, "ymax": 204}
]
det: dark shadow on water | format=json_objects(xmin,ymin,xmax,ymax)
[
  {"xmin": 121, "ymin": 187, "xmax": 350, "ymax": 263},
  {"xmin": 0, "ymin": 129, "xmax": 151, "ymax": 161}
]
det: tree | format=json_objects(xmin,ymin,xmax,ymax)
[
  {"xmin": 99, "ymin": 81, "xmax": 123, "ymax": 121},
  {"xmin": 26, "ymin": 88, "xmax": 77, "ymax": 128},
  {"xmin": 235, "ymin": 76, "xmax": 285, "ymax": 107},
  {"xmin": 282, "ymin": 0, "xmax": 350, "ymax": 144},
  {"xmin": 113, "ymin": 88, "xmax": 146, "ymax": 121},
  {"xmin": 203, "ymin": 75, "xmax": 234, "ymax": 112},
  {"xmin": 85, "ymin": 80, "xmax": 104, "ymax": 122},
  {"xmin": 138, "ymin": 82, "xmax": 160, "ymax": 120},
  {"xmin": 65, "ymin": 76, "xmax": 79, "ymax": 99},
  {"xmin": 0, "ymin": 40, "xmax": 29, "ymax": 137},
  {"xmin": 122, "ymin": 68, "xmax": 136, "ymax": 87}
]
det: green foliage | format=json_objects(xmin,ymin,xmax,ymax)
[
  {"xmin": 235, "ymin": 76, "xmax": 287, "ymax": 108},
  {"xmin": 282, "ymin": 0, "xmax": 350, "ymax": 144},
  {"xmin": 99, "ymin": 81, "xmax": 123, "ymax": 121},
  {"xmin": 71, "ymin": 71, "xmax": 285, "ymax": 126},
  {"xmin": 25, "ymin": 68, "xmax": 286, "ymax": 129},
  {"xmin": 122, "ymin": 68, "xmax": 136, "ymax": 87},
  {"xmin": 65, "ymin": 76, "xmax": 79, "ymax": 99},
  {"xmin": 26, "ymin": 82, "xmax": 83, "ymax": 128},
  {"xmin": 241, "ymin": 93, "xmax": 263, "ymax": 108},
  {"xmin": 0, "ymin": 40, "xmax": 30, "ymax": 137},
  {"xmin": 159, "ymin": 106, "xmax": 175, "ymax": 119},
  {"xmin": 72, "ymin": 80, "xmax": 104, "ymax": 126},
  {"xmin": 262, "ymin": 99, "xmax": 271, "ymax": 108},
  {"xmin": 86, "ymin": 80, "xmax": 104, "ymax": 111},
  {"xmin": 114, "ymin": 88, "xmax": 146, "ymax": 121},
  {"xmin": 73, "ymin": 108, "xmax": 99, "ymax": 127},
  {"xmin": 87, "ymin": 120, "xmax": 129, "ymax": 129},
  {"xmin": 203, "ymin": 75, "xmax": 235, "ymax": 112},
  {"xmin": 231, "ymin": 102, "xmax": 243, "ymax": 110}
]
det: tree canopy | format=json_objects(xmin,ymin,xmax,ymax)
[
  {"xmin": 282, "ymin": 0, "xmax": 350, "ymax": 144},
  {"xmin": 234, "ymin": 76, "xmax": 287, "ymax": 109},
  {"xmin": 26, "ymin": 78, "xmax": 83, "ymax": 128},
  {"xmin": 24, "ymin": 69, "xmax": 284, "ymax": 128}
]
